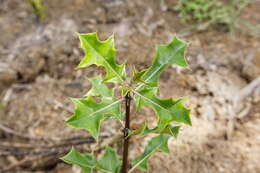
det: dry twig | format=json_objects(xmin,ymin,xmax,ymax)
[{"xmin": 0, "ymin": 133, "xmax": 123, "ymax": 172}]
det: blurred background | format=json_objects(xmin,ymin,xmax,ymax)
[{"xmin": 0, "ymin": 0, "xmax": 259, "ymax": 172}]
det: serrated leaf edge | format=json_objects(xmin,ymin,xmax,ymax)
[
  {"xmin": 128, "ymin": 136, "xmax": 169, "ymax": 173},
  {"xmin": 77, "ymin": 33, "xmax": 125, "ymax": 83},
  {"xmin": 69, "ymin": 97, "xmax": 123, "ymax": 120},
  {"xmin": 133, "ymin": 90, "xmax": 176, "ymax": 114},
  {"xmin": 66, "ymin": 97, "xmax": 123, "ymax": 140},
  {"xmin": 135, "ymin": 36, "xmax": 188, "ymax": 91}
]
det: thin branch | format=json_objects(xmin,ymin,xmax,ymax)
[
  {"xmin": 0, "ymin": 124, "xmax": 58, "ymax": 141},
  {"xmin": 0, "ymin": 133, "xmax": 123, "ymax": 172},
  {"xmin": 0, "ymin": 123, "xmax": 102, "ymax": 142},
  {"xmin": 121, "ymin": 92, "xmax": 131, "ymax": 173},
  {"xmin": 0, "ymin": 138, "xmax": 97, "ymax": 152}
]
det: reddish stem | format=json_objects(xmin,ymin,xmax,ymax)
[{"xmin": 121, "ymin": 92, "xmax": 131, "ymax": 173}]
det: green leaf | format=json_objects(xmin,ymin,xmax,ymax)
[
  {"xmin": 134, "ymin": 87, "xmax": 159, "ymax": 111},
  {"xmin": 78, "ymin": 33, "xmax": 126, "ymax": 83},
  {"xmin": 98, "ymin": 147, "xmax": 121, "ymax": 173},
  {"xmin": 132, "ymin": 67, "xmax": 147, "ymax": 84},
  {"xmin": 61, "ymin": 147, "xmax": 122, "ymax": 173},
  {"xmin": 131, "ymin": 122, "xmax": 181, "ymax": 138},
  {"xmin": 61, "ymin": 147, "xmax": 96, "ymax": 173},
  {"xmin": 134, "ymin": 88, "xmax": 191, "ymax": 128},
  {"xmin": 130, "ymin": 134, "xmax": 171, "ymax": 172},
  {"xmin": 164, "ymin": 125, "xmax": 181, "ymax": 138},
  {"xmin": 133, "ymin": 37, "xmax": 189, "ymax": 124},
  {"xmin": 135, "ymin": 36, "xmax": 188, "ymax": 90},
  {"xmin": 66, "ymin": 97, "xmax": 122, "ymax": 140},
  {"xmin": 85, "ymin": 76, "xmax": 113, "ymax": 98}
]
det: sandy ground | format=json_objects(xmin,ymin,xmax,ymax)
[{"xmin": 0, "ymin": 0, "xmax": 260, "ymax": 172}]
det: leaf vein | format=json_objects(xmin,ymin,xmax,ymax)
[{"xmin": 85, "ymin": 39, "xmax": 124, "ymax": 82}]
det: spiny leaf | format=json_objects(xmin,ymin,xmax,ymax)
[
  {"xmin": 61, "ymin": 147, "xmax": 96, "ymax": 173},
  {"xmin": 98, "ymin": 147, "xmax": 121, "ymax": 173},
  {"xmin": 130, "ymin": 134, "xmax": 171, "ymax": 172},
  {"xmin": 66, "ymin": 97, "xmax": 122, "ymax": 140},
  {"xmin": 163, "ymin": 125, "xmax": 181, "ymax": 138},
  {"xmin": 85, "ymin": 76, "xmax": 113, "ymax": 98},
  {"xmin": 63, "ymin": 33, "xmax": 192, "ymax": 173},
  {"xmin": 61, "ymin": 147, "xmax": 122, "ymax": 173},
  {"xmin": 135, "ymin": 36, "xmax": 188, "ymax": 90},
  {"xmin": 131, "ymin": 122, "xmax": 181, "ymax": 138},
  {"xmin": 134, "ymin": 87, "xmax": 159, "ymax": 111},
  {"xmin": 134, "ymin": 36, "xmax": 189, "ymax": 119},
  {"xmin": 78, "ymin": 33, "xmax": 126, "ymax": 83},
  {"xmin": 132, "ymin": 67, "xmax": 147, "ymax": 84},
  {"xmin": 134, "ymin": 88, "xmax": 191, "ymax": 129}
]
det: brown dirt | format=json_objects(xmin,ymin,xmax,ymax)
[{"xmin": 0, "ymin": 0, "xmax": 259, "ymax": 173}]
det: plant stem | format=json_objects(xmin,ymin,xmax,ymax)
[{"xmin": 121, "ymin": 92, "xmax": 131, "ymax": 173}]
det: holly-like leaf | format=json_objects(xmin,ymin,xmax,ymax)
[
  {"xmin": 134, "ymin": 87, "xmax": 159, "ymax": 111},
  {"xmin": 98, "ymin": 147, "xmax": 121, "ymax": 173},
  {"xmin": 61, "ymin": 147, "xmax": 96, "ymax": 173},
  {"xmin": 66, "ymin": 97, "xmax": 122, "ymax": 140},
  {"xmin": 61, "ymin": 147, "xmax": 122, "ymax": 173},
  {"xmin": 85, "ymin": 76, "xmax": 113, "ymax": 98},
  {"xmin": 135, "ymin": 36, "xmax": 188, "ymax": 91},
  {"xmin": 163, "ymin": 125, "xmax": 180, "ymax": 138},
  {"xmin": 78, "ymin": 33, "xmax": 125, "ymax": 83},
  {"xmin": 130, "ymin": 134, "xmax": 171, "ymax": 172},
  {"xmin": 131, "ymin": 122, "xmax": 181, "ymax": 138},
  {"xmin": 132, "ymin": 67, "xmax": 147, "ymax": 84},
  {"xmin": 134, "ymin": 88, "xmax": 191, "ymax": 129},
  {"xmin": 63, "ymin": 33, "xmax": 192, "ymax": 173}
]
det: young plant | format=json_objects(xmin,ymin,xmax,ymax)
[
  {"xmin": 61, "ymin": 33, "xmax": 192, "ymax": 173},
  {"xmin": 173, "ymin": 0, "xmax": 251, "ymax": 32}
]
